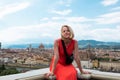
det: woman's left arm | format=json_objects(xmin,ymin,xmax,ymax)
[
  {"xmin": 74, "ymin": 40, "xmax": 90, "ymax": 74},
  {"xmin": 74, "ymin": 40, "xmax": 84, "ymax": 73}
]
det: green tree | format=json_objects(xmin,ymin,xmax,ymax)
[
  {"xmin": 0, "ymin": 64, "xmax": 6, "ymax": 74},
  {"xmin": 0, "ymin": 68, "xmax": 19, "ymax": 76}
]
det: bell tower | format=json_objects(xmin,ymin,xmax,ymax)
[{"xmin": 0, "ymin": 42, "xmax": 1, "ymax": 50}]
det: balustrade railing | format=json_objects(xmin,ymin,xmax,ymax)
[{"xmin": 0, "ymin": 68, "xmax": 120, "ymax": 80}]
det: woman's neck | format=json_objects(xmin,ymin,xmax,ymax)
[{"xmin": 63, "ymin": 38, "xmax": 71, "ymax": 44}]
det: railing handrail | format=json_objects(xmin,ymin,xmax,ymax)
[{"xmin": 0, "ymin": 68, "xmax": 120, "ymax": 80}]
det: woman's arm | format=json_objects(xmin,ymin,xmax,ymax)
[
  {"xmin": 50, "ymin": 40, "xmax": 59, "ymax": 74},
  {"xmin": 74, "ymin": 40, "xmax": 83, "ymax": 73}
]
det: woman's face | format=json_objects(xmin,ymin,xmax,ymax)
[{"xmin": 61, "ymin": 26, "xmax": 71, "ymax": 39}]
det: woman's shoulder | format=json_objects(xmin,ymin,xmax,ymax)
[
  {"xmin": 54, "ymin": 38, "xmax": 62, "ymax": 45},
  {"xmin": 54, "ymin": 38, "xmax": 61, "ymax": 42},
  {"xmin": 72, "ymin": 39, "xmax": 77, "ymax": 43}
]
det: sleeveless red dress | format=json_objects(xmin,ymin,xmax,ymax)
[{"xmin": 50, "ymin": 39, "xmax": 77, "ymax": 80}]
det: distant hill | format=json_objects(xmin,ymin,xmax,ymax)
[
  {"xmin": 2, "ymin": 40, "xmax": 120, "ymax": 49},
  {"xmin": 78, "ymin": 40, "xmax": 120, "ymax": 49}
]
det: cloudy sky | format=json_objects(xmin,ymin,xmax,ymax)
[{"xmin": 0, "ymin": 0, "xmax": 120, "ymax": 45}]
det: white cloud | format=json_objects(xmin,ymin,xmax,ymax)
[
  {"xmin": 0, "ymin": 22, "xmax": 60, "ymax": 44},
  {"xmin": 58, "ymin": 0, "xmax": 73, "ymax": 7},
  {"xmin": 69, "ymin": 23, "xmax": 92, "ymax": 39},
  {"xmin": 59, "ymin": 22, "xmax": 120, "ymax": 42},
  {"xmin": 95, "ymin": 11, "xmax": 120, "ymax": 24},
  {"xmin": 0, "ymin": 2, "xmax": 30, "ymax": 19},
  {"xmin": 0, "ymin": 27, "xmax": 26, "ymax": 42},
  {"xmin": 65, "ymin": 17, "xmax": 91, "ymax": 22},
  {"xmin": 0, "ymin": 18, "xmax": 120, "ymax": 44},
  {"xmin": 0, "ymin": 0, "xmax": 120, "ymax": 45},
  {"xmin": 111, "ymin": 6, "xmax": 120, "ymax": 11},
  {"xmin": 41, "ymin": 33, "xmax": 52, "ymax": 37},
  {"xmin": 39, "ymin": 16, "xmax": 120, "ymax": 42},
  {"xmin": 101, "ymin": 0, "xmax": 119, "ymax": 6},
  {"xmin": 40, "ymin": 18, "xmax": 49, "ymax": 21},
  {"xmin": 89, "ymin": 27, "xmax": 120, "ymax": 42},
  {"xmin": 50, "ymin": 16, "xmax": 91, "ymax": 23},
  {"xmin": 51, "ymin": 9, "xmax": 72, "ymax": 16}
]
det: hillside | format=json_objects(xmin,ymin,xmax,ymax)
[
  {"xmin": 78, "ymin": 40, "xmax": 120, "ymax": 49},
  {"xmin": 2, "ymin": 40, "xmax": 120, "ymax": 49}
]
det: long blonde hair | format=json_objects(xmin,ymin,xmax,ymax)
[{"xmin": 61, "ymin": 25, "xmax": 74, "ymax": 40}]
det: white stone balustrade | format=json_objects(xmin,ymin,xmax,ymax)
[{"xmin": 0, "ymin": 68, "xmax": 120, "ymax": 80}]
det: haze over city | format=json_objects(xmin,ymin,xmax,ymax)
[{"xmin": 0, "ymin": 0, "xmax": 120, "ymax": 45}]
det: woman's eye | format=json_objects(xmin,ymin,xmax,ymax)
[
  {"xmin": 63, "ymin": 30, "xmax": 66, "ymax": 32},
  {"xmin": 63, "ymin": 30, "xmax": 69, "ymax": 33}
]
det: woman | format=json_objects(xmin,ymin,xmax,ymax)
[{"xmin": 47, "ymin": 25, "xmax": 88, "ymax": 80}]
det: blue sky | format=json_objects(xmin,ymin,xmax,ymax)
[{"xmin": 0, "ymin": 0, "xmax": 120, "ymax": 45}]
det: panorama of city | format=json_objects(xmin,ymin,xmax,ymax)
[
  {"xmin": 0, "ymin": 0, "xmax": 120, "ymax": 80},
  {"xmin": 0, "ymin": 40, "xmax": 120, "ymax": 77}
]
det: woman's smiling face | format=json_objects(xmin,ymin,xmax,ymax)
[{"xmin": 61, "ymin": 26, "xmax": 70, "ymax": 39}]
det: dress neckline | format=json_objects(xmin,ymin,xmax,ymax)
[{"xmin": 62, "ymin": 39, "xmax": 73, "ymax": 48}]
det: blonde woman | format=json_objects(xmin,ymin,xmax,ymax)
[{"xmin": 47, "ymin": 25, "xmax": 89, "ymax": 80}]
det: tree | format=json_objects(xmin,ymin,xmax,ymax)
[
  {"xmin": 0, "ymin": 68, "xmax": 19, "ymax": 76},
  {"xmin": 0, "ymin": 64, "xmax": 6, "ymax": 71}
]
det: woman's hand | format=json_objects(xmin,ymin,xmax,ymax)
[
  {"xmin": 81, "ymin": 70, "xmax": 91, "ymax": 74},
  {"xmin": 44, "ymin": 72, "xmax": 54, "ymax": 79},
  {"xmin": 47, "ymin": 72, "xmax": 54, "ymax": 76}
]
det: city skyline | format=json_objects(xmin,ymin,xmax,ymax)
[{"xmin": 0, "ymin": 0, "xmax": 120, "ymax": 45}]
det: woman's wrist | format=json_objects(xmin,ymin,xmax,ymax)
[
  {"xmin": 79, "ymin": 68, "xmax": 83, "ymax": 74},
  {"xmin": 51, "ymin": 69, "xmax": 54, "ymax": 75},
  {"xmin": 50, "ymin": 71, "xmax": 54, "ymax": 75}
]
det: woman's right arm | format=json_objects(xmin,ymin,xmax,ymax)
[
  {"xmin": 51, "ymin": 40, "xmax": 59, "ymax": 74},
  {"xmin": 47, "ymin": 40, "xmax": 59, "ymax": 76}
]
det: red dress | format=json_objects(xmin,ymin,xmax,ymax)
[{"xmin": 50, "ymin": 39, "xmax": 77, "ymax": 80}]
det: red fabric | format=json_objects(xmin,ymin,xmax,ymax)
[{"xmin": 50, "ymin": 39, "xmax": 77, "ymax": 80}]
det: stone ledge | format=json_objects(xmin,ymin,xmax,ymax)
[
  {"xmin": 16, "ymin": 72, "xmax": 120, "ymax": 80},
  {"xmin": 16, "ymin": 74, "xmax": 91, "ymax": 80},
  {"xmin": 91, "ymin": 74, "xmax": 120, "ymax": 80},
  {"xmin": 0, "ymin": 68, "xmax": 120, "ymax": 80}
]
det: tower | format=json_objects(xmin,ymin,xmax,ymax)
[
  {"xmin": 39, "ymin": 43, "xmax": 44, "ymax": 49},
  {"xmin": 87, "ymin": 42, "xmax": 95, "ymax": 60},
  {"xmin": 87, "ymin": 42, "xmax": 91, "ymax": 59},
  {"xmin": 0, "ymin": 42, "xmax": 1, "ymax": 50},
  {"xmin": 28, "ymin": 44, "xmax": 32, "ymax": 53}
]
